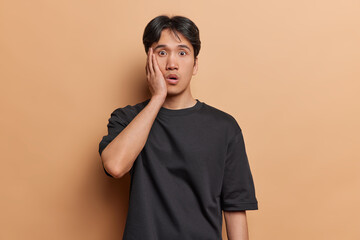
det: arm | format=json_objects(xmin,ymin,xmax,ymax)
[
  {"xmin": 101, "ymin": 48, "xmax": 167, "ymax": 178},
  {"xmin": 224, "ymin": 210, "xmax": 249, "ymax": 240},
  {"xmin": 221, "ymin": 129, "xmax": 258, "ymax": 239},
  {"xmin": 101, "ymin": 96, "xmax": 164, "ymax": 178}
]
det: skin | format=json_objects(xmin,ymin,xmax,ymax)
[
  {"xmin": 224, "ymin": 211, "xmax": 250, "ymax": 240},
  {"xmin": 145, "ymin": 28, "xmax": 199, "ymax": 109}
]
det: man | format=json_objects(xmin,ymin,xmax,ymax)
[{"xmin": 99, "ymin": 15, "xmax": 258, "ymax": 240}]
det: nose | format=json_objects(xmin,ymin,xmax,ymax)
[{"xmin": 166, "ymin": 53, "xmax": 178, "ymax": 70}]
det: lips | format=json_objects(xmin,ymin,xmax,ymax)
[{"xmin": 166, "ymin": 74, "xmax": 179, "ymax": 80}]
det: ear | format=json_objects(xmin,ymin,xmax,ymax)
[{"xmin": 192, "ymin": 57, "xmax": 198, "ymax": 75}]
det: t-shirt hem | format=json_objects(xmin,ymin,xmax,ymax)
[{"xmin": 221, "ymin": 202, "xmax": 258, "ymax": 211}]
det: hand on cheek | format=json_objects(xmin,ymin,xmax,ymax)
[{"xmin": 145, "ymin": 48, "xmax": 167, "ymax": 99}]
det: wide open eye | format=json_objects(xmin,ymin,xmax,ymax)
[
  {"xmin": 159, "ymin": 50, "xmax": 167, "ymax": 56},
  {"xmin": 179, "ymin": 51, "xmax": 187, "ymax": 56}
]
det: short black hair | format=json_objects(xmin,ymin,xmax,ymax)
[{"xmin": 143, "ymin": 15, "xmax": 201, "ymax": 60}]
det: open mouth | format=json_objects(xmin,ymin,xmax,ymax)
[
  {"xmin": 166, "ymin": 74, "xmax": 179, "ymax": 84},
  {"xmin": 166, "ymin": 74, "xmax": 179, "ymax": 80}
]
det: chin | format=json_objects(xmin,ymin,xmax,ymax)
[{"xmin": 168, "ymin": 87, "xmax": 189, "ymax": 96}]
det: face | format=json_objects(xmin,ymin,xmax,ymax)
[{"xmin": 150, "ymin": 28, "xmax": 198, "ymax": 96}]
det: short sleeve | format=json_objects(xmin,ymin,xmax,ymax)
[
  {"xmin": 98, "ymin": 107, "xmax": 132, "ymax": 177},
  {"xmin": 220, "ymin": 129, "xmax": 258, "ymax": 211}
]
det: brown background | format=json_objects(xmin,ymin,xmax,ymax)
[{"xmin": 1, "ymin": 0, "xmax": 359, "ymax": 239}]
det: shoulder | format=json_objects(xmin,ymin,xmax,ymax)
[
  {"xmin": 110, "ymin": 98, "xmax": 150, "ymax": 123},
  {"xmin": 201, "ymin": 102, "xmax": 242, "ymax": 134}
]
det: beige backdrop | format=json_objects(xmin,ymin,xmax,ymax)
[{"xmin": 1, "ymin": 0, "xmax": 359, "ymax": 239}]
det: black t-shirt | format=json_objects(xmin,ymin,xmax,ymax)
[{"xmin": 99, "ymin": 98, "xmax": 258, "ymax": 240}]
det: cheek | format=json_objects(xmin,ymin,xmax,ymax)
[
  {"xmin": 156, "ymin": 57, "xmax": 167, "ymax": 70},
  {"xmin": 184, "ymin": 62, "xmax": 196, "ymax": 75}
]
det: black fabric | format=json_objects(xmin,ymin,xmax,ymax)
[{"xmin": 98, "ymin": 98, "xmax": 258, "ymax": 240}]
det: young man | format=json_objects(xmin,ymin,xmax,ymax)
[{"xmin": 99, "ymin": 15, "xmax": 258, "ymax": 240}]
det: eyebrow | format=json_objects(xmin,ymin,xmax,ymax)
[{"xmin": 153, "ymin": 44, "xmax": 191, "ymax": 52}]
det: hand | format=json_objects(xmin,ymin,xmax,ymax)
[{"xmin": 145, "ymin": 48, "xmax": 167, "ymax": 99}]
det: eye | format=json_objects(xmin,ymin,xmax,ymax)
[
  {"xmin": 158, "ymin": 50, "xmax": 167, "ymax": 56},
  {"xmin": 179, "ymin": 51, "xmax": 187, "ymax": 56}
]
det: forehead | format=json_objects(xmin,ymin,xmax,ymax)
[{"xmin": 152, "ymin": 29, "xmax": 193, "ymax": 50}]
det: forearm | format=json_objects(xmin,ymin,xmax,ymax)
[
  {"xmin": 101, "ymin": 95, "xmax": 165, "ymax": 178},
  {"xmin": 224, "ymin": 210, "xmax": 249, "ymax": 240}
]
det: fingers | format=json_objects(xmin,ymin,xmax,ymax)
[
  {"xmin": 146, "ymin": 48, "xmax": 162, "ymax": 81},
  {"xmin": 145, "ymin": 50, "xmax": 149, "ymax": 76},
  {"xmin": 152, "ymin": 53, "xmax": 161, "ymax": 74},
  {"xmin": 148, "ymin": 48, "xmax": 154, "ymax": 76},
  {"xmin": 146, "ymin": 48, "xmax": 151, "ymax": 78}
]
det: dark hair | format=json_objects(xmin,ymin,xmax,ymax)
[{"xmin": 143, "ymin": 15, "xmax": 201, "ymax": 60}]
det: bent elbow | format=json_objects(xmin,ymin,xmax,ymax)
[
  {"xmin": 112, "ymin": 168, "xmax": 126, "ymax": 179},
  {"xmin": 101, "ymin": 156, "xmax": 128, "ymax": 179},
  {"xmin": 105, "ymin": 165, "xmax": 123, "ymax": 178}
]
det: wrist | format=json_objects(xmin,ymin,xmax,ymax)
[{"xmin": 151, "ymin": 94, "xmax": 166, "ymax": 103}]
